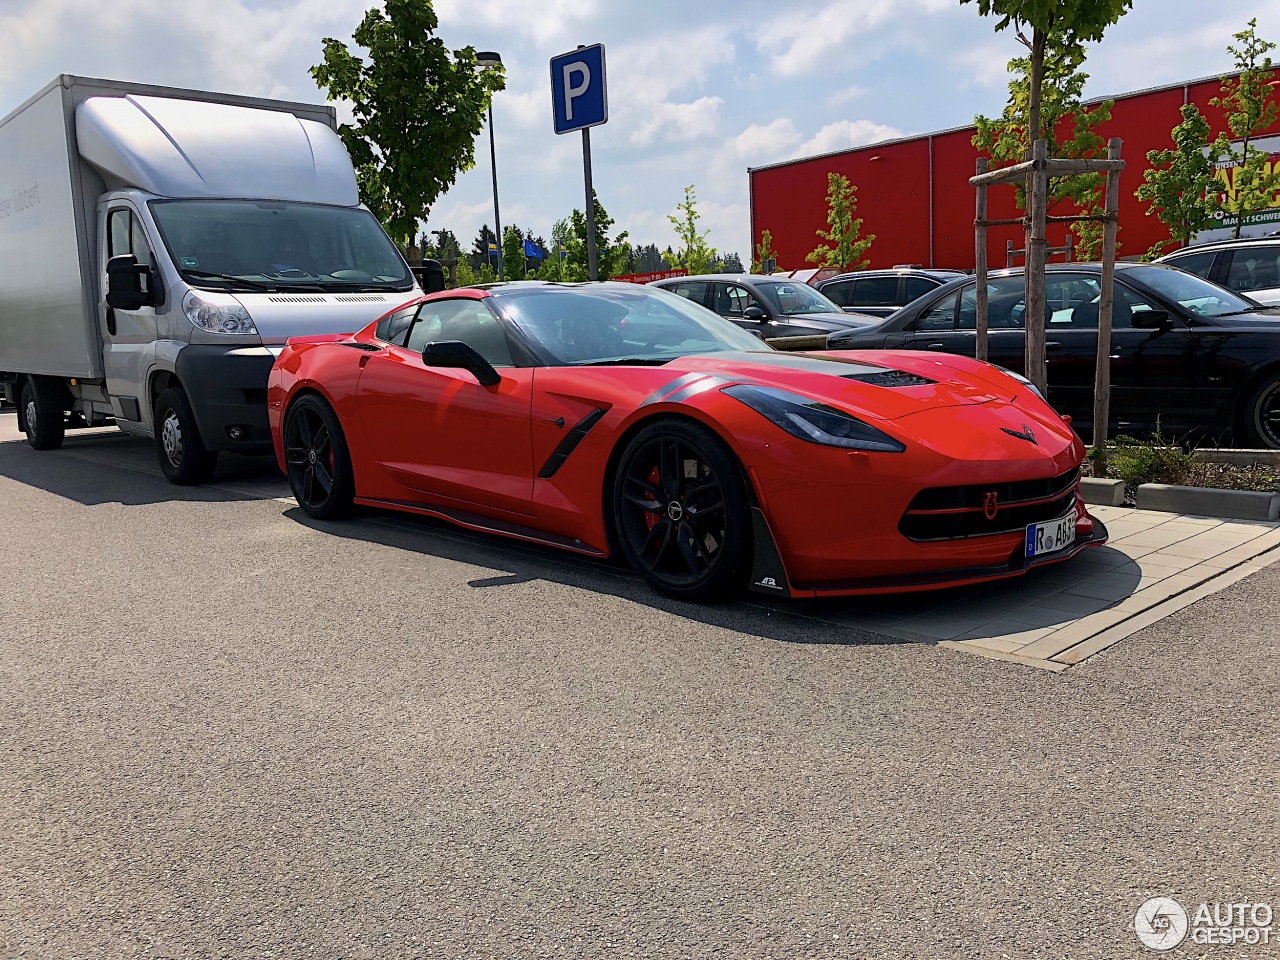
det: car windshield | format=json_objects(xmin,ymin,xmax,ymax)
[
  {"xmin": 751, "ymin": 281, "xmax": 843, "ymax": 315},
  {"xmin": 149, "ymin": 199, "xmax": 413, "ymax": 292},
  {"xmin": 495, "ymin": 284, "xmax": 772, "ymax": 364},
  {"xmin": 1124, "ymin": 264, "xmax": 1259, "ymax": 318}
]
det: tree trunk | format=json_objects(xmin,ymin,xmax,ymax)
[{"xmin": 1027, "ymin": 26, "xmax": 1046, "ymax": 155}]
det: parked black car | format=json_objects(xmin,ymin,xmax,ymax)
[
  {"xmin": 651, "ymin": 274, "xmax": 878, "ymax": 343},
  {"xmin": 826, "ymin": 263, "xmax": 1280, "ymax": 448},
  {"xmin": 816, "ymin": 267, "xmax": 967, "ymax": 317}
]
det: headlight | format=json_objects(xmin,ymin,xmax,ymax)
[
  {"xmin": 723, "ymin": 384, "xmax": 905, "ymax": 452},
  {"xmin": 1003, "ymin": 369, "xmax": 1046, "ymax": 402},
  {"xmin": 183, "ymin": 290, "xmax": 259, "ymax": 336}
]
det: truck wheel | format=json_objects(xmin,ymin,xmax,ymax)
[
  {"xmin": 154, "ymin": 386, "xmax": 217, "ymax": 484},
  {"xmin": 20, "ymin": 378, "xmax": 66, "ymax": 450}
]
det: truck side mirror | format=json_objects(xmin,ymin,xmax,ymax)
[{"xmin": 106, "ymin": 255, "xmax": 155, "ymax": 310}]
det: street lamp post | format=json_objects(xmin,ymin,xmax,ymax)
[{"xmin": 476, "ymin": 51, "xmax": 504, "ymax": 281}]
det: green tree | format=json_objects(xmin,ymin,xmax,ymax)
[
  {"xmin": 667, "ymin": 185, "xmax": 720, "ymax": 274},
  {"xmin": 960, "ymin": 0, "xmax": 1133, "ymax": 155},
  {"xmin": 563, "ymin": 192, "xmax": 630, "ymax": 280},
  {"xmin": 752, "ymin": 229, "xmax": 776, "ymax": 273},
  {"xmin": 311, "ymin": 0, "xmax": 504, "ymax": 251},
  {"xmin": 469, "ymin": 225, "xmax": 498, "ymax": 271},
  {"xmin": 721, "ymin": 252, "xmax": 744, "ymax": 273},
  {"xmin": 973, "ymin": 37, "xmax": 1113, "ymax": 258},
  {"xmin": 1211, "ymin": 18, "xmax": 1280, "ymax": 239},
  {"xmin": 502, "ymin": 225, "xmax": 526, "ymax": 280},
  {"xmin": 1136, "ymin": 104, "xmax": 1224, "ymax": 257},
  {"xmin": 806, "ymin": 173, "xmax": 874, "ymax": 271}
]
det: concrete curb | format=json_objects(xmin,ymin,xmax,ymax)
[
  {"xmin": 1079, "ymin": 477, "xmax": 1125, "ymax": 506},
  {"xmin": 1193, "ymin": 448, "xmax": 1280, "ymax": 467},
  {"xmin": 1135, "ymin": 483, "xmax": 1280, "ymax": 521}
]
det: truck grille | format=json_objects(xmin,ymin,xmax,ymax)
[{"xmin": 899, "ymin": 467, "xmax": 1079, "ymax": 541}]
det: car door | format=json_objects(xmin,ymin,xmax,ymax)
[
  {"xmin": 1220, "ymin": 247, "xmax": 1280, "ymax": 305},
  {"xmin": 99, "ymin": 203, "xmax": 162, "ymax": 425},
  {"xmin": 707, "ymin": 281, "xmax": 773, "ymax": 338},
  {"xmin": 355, "ymin": 297, "xmax": 535, "ymax": 516},
  {"xmin": 1039, "ymin": 275, "xmax": 1197, "ymax": 433},
  {"xmin": 665, "ymin": 280, "xmax": 711, "ymax": 311},
  {"xmin": 897, "ymin": 278, "xmax": 1026, "ymax": 374},
  {"xmin": 844, "ymin": 275, "xmax": 900, "ymax": 318}
]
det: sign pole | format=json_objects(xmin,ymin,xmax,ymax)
[{"xmin": 583, "ymin": 126, "xmax": 598, "ymax": 281}]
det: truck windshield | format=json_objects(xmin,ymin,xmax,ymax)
[{"xmin": 148, "ymin": 199, "xmax": 413, "ymax": 292}]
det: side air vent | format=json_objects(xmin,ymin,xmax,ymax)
[
  {"xmin": 268, "ymin": 295, "xmax": 327, "ymax": 303},
  {"xmin": 333, "ymin": 294, "xmax": 391, "ymax": 303},
  {"xmin": 844, "ymin": 370, "xmax": 936, "ymax": 388}
]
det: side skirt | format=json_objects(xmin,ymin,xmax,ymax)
[{"xmin": 354, "ymin": 497, "xmax": 610, "ymax": 558}]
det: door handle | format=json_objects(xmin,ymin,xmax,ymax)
[
  {"xmin": 1045, "ymin": 341, "xmax": 1063, "ymax": 352},
  {"xmin": 925, "ymin": 342, "xmax": 948, "ymax": 350}
]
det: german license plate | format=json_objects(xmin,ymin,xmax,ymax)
[{"xmin": 1026, "ymin": 513, "xmax": 1076, "ymax": 558}]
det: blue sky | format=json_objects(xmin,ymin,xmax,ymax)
[{"xmin": 2, "ymin": 0, "xmax": 1277, "ymax": 259}]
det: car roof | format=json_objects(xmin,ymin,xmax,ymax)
[
  {"xmin": 1158, "ymin": 237, "xmax": 1280, "ymax": 256},
  {"xmin": 656, "ymin": 273, "xmax": 813, "ymax": 284},
  {"xmin": 820, "ymin": 268, "xmax": 967, "ymax": 282}
]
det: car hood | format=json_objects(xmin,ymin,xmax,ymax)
[
  {"xmin": 778, "ymin": 311, "xmax": 882, "ymax": 331},
  {"xmin": 652, "ymin": 350, "xmax": 1037, "ymax": 421},
  {"xmin": 1197, "ymin": 309, "xmax": 1280, "ymax": 330}
]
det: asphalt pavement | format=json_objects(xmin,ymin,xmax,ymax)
[{"xmin": 0, "ymin": 411, "xmax": 1276, "ymax": 959}]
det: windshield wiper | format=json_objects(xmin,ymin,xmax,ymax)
[
  {"xmin": 182, "ymin": 269, "xmax": 274, "ymax": 292},
  {"xmin": 576, "ymin": 356, "xmax": 678, "ymax": 366}
]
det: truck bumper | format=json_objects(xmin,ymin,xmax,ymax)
[{"xmin": 174, "ymin": 345, "xmax": 276, "ymax": 455}]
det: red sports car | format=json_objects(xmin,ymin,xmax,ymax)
[{"xmin": 268, "ymin": 282, "xmax": 1106, "ymax": 601}]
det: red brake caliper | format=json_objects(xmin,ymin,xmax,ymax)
[{"xmin": 644, "ymin": 465, "xmax": 661, "ymax": 530}]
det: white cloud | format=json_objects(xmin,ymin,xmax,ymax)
[
  {"xmin": 754, "ymin": 0, "xmax": 952, "ymax": 77},
  {"xmin": 630, "ymin": 96, "xmax": 724, "ymax": 147},
  {"xmin": 434, "ymin": 0, "xmax": 601, "ymax": 48},
  {"xmin": 827, "ymin": 84, "xmax": 868, "ymax": 108},
  {"xmin": 795, "ymin": 119, "xmax": 903, "ymax": 159}
]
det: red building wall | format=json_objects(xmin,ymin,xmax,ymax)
[{"xmin": 749, "ymin": 72, "xmax": 1280, "ymax": 272}]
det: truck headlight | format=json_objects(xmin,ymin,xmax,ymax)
[
  {"xmin": 723, "ymin": 384, "xmax": 906, "ymax": 452},
  {"xmin": 183, "ymin": 290, "xmax": 259, "ymax": 336}
]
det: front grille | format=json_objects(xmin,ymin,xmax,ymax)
[
  {"xmin": 899, "ymin": 467, "xmax": 1079, "ymax": 541},
  {"xmin": 844, "ymin": 370, "xmax": 935, "ymax": 388}
]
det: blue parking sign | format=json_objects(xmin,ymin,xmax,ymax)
[{"xmin": 550, "ymin": 44, "xmax": 607, "ymax": 135}]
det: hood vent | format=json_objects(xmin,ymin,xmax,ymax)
[
  {"xmin": 844, "ymin": 370, "xmax": 936, "ymax": 388},
  {"xmin": 333, "ymin": 294, "xmax": 391, "ymax": 302},
  {"xmin": 268, "ymin": 295, "xmax": 327, "ymax": 303}
]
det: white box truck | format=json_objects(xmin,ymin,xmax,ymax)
[{"xmin": 0, "ymin": 75, "xmax": 428, "ymax": 483}]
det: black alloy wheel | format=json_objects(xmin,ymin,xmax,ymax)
[
  {"xmin": 284, "ymin": 395, "xmax": 354, "ymax": 519},
  {"xmin": 613, "ymin": 419, "xmax": 751, "ymax": 601},
  {"xmin": 1244, "ymin": 375, "xmax": 1280, "ymax": 449}
]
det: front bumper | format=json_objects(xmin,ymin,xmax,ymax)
[{"xmin": 174, "ymin": 345, "xmax": 276, "ymax": 454}]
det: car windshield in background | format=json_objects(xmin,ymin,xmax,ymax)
[
  {"xmin": 1125, "ymin": 265, "xmax": 1260, "ymax": 318},
  {"xmin": 752, "ymin": 281, "xmax": 844, "ymax": 315},
  {"xmin": 149, "ymin": 199, "xmax": 413, "ymax": 291},
  {"xmin": 497, "ymin": 285, "xmax": 772, "ymax": 365}
]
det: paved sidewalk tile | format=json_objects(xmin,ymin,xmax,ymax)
[{"xmin": 826, "ymin": 505, "xmax": 1280, "ymax": 669}]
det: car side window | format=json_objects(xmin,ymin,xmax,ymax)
[
  {"xmin": 108, "ymin": 208, "xmax": 155, "ymax": 267},
  {"xmin": 407, "ymin": 299, "xmax": 514, "ymax": 366},
  {"xmin": 958, "ymin": 276, "xmax": 1027, "ymax": 330},
  {"xmin": 915, "ymin": 291, "xmax": 959, "ymax": 330},
  {"xmin": 1164, "ymin": 250, "xmax": 1217, "ymax": 281},
  {"xmin": 822, "ymin": 280, "xmax": 853, "ymax": 306},
  {"xmin": 670, "ymin": 281, "xmax": 709, "ymax": 307},
  {"xmin": 850, "ymin": 276, "xmax": 898, "ymax": 307},
  {"xmin": 711, "ymin": 283, "xmax": 755, "ymax": 316},
  {"xmin": 904, "ymin": 276, "xmax": 936, "ymax": 303},
  {"xmin": 1222, "ymin": 248, "xmax": 1280, "ymax": 293},
  {"xmin": 376, "ymin": 304, "xmax": 419, "ymax": 345}
]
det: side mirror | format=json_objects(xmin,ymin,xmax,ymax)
[
  {"xmin": 742, "ymin": 305, "xmax": 768, "ymax": 321},
  {"xmin": 1132, "ymin": 308, "xmax": 1171, "ymax": 330},
  {"xmin": 105, "ymin": 254, "xmax": 155, "ymax": 310},
  {"xmin": 421, "ymin": 340, "xmax": 501, "ymax": 386},
  {"xmin": 414, "ymin": 259, "xmax": 446, "ymax": 294}
]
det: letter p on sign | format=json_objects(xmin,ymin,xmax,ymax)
[{"xmin": 550, "ymin": 44, "xmax": 607, "ymax": 135}]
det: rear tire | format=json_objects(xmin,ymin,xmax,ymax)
[
  {"xmin": 154, "ymin": 386, "xmax": 217, "ymax": 485},
  {"xmin": 283, "ymin": 394, "xmax": 355, "ymax": 519},
  {"xmin": 1242, "ymin": 374, "xmax": 1280, "ymax": 449},
  {"xmin": 21, "ymin": 378, "xmax": 66, "ymax": 450},
  {"xmin": 613, "ymin": 419, "xmax": 752, "ymax": 601}
]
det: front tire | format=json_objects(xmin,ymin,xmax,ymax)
[
  {"xmin": 154, "ymin": 386, "xmax": 218, "ymax": 485},
  {"xmin": 21, "ymin": 377, "xmax": 66, "ymax": 450},
  {"xmin": 283, "ymin": 394, "xmax": 354, "ymax": 519},
  {"xmin": 1243, "ymin": 374, "xmax": 1280, "ymax": 449},
  {"xmin": 613, "ymin": 419, "xmax": 752, "ymax": 601}
]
